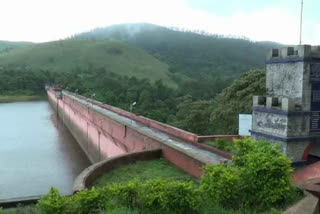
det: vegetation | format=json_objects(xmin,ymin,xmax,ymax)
[
  {"xmin": 0, "ymin": 65, "xmax": 265, "ymax": 134},
  {"xmin": 73, "ymin": 23, "xmax": 278, "ymax": 86},
  {"xmin": 210, "ymin": 69, "xmax": 266, "ymax": 134},
  {"xmin": 93, "ymin": 159, "xmax": 194, "ymax": 188},
  {"xmin": 201, "ymin": 138, "xmax": 301, "ymax": 210},
  {"xmin": 0, "ymin": 95, "xmax": 45, "ymax": 103},
  {"xmin": 170, "ymin": 69, "xmax": 266, "ymax": 134},
  {"xmin": 0, "ymin": 41, "xmax": 31, "ymax": 53},
  {"xmin": 204, "ymin": 139, "xmax": 236, "ymax": 153},
  {"xmin": 0, "ymin": 138, "xmax": 301, "ymax": 214},
  {"xmin": 0, "ymin": 40, "xmax": 177, "ymax": 87}
]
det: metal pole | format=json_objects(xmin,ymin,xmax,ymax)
[
  {"xmin": 130, "ymin": 104, "xmax": 133, "ymax": 125},
  {"xmin": 130, "ymin": 102, "xmax": 136, "ymax": 125},
  {"xmin": 299, "ymin": 0, "xmax": 304, "ymax": 45}
]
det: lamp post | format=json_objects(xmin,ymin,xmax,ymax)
[
  {"xmin": 130, "ymin": 102, "xmax": 136, "ymax": 114},
  {"xmin": 130, "ymin": 102, "xmax": 136, "ymax": 124}
]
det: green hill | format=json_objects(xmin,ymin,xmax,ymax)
[
  {"xmin": 0, "ymin": 40, "xmax": 32, "ymax": 53},
  {"xmin": 73, "ymin": 23, "xmax": 280, "ymax": 81},
  {"xmin": 0, "ymin": 39, "xmax": 178, "ymax": 87}
]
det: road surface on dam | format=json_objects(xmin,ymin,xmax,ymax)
[{"xmin": 0, "ymin": 101, "xmax": 90, "ymax": 200}]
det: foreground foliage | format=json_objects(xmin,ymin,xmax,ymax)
[
  {"xmin": 201, "ymin": 138, "xmax": 298, "ymax": 210},
  {"xmin": 1, "ymin": 138, "xmax": 301, "ymax": 214}
]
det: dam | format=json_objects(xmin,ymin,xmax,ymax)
[{"xmin": 0, "ymin": 101, "xmax": 90, "ymax": 200}]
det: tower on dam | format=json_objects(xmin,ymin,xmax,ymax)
[{"xmin": 251, "ymin": 45, "xmax": 320, "ymax": 163}]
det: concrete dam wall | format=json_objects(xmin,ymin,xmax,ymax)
[{"xmin": 47, "ymin": 89, "xmax": 228, "ymax": 177}]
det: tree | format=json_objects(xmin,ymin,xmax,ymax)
[{"xmin": 210, "ymin": 69, "xmax": 266, "ymax": 134}]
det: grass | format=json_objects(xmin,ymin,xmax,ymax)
[
  {"xmin": 0, "ymin": 95, "xmax": 46, "ymax": 103},
  {"xmin": 93, "ymin": 158, "xmax": 195, "ymax": 188},
  {"xmin": 1, "ymin": 205, "xmax": 38, "ymax": 214}
]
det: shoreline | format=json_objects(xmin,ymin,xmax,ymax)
[{"xmin": 0, "ymin": 95, "xmax": 47, "ymax": 104}]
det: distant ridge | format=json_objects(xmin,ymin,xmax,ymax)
[{"xmin": 73, "ymin": 23, "xmax": 281, "ymax": 81}]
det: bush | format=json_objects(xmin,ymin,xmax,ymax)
[
  {"xmin": 74, "ymin": 187, "xmax": 108, "ymax": 214},
  {"xmin": 109, "ymin": 180, "xmax": 140, "ymax": 211},
  {"xmin": 201, "ymin": 137, "xmax": 295, "ymax": 210},
  {"xmin": 233, "ymin": 138, "xmax": 294, "ymax": 208},
  {"xmin": 37, "ymin": 188, "xmax": 73, "ymax": 214},
  {"xmin": 140, "ymin": 179, "xmax": 169, "ymax": 213},
  {"xmin": 140, "ymin": 179, "xmax": 199, "ymax": 214},
  {"xmin": 165, "ymin": 181, "xmax": 199, "ymax": 214},
  {"xmin": 200, "ymin": 164, "xmax": 241, "ymax": 208}
]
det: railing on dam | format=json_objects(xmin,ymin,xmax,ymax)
[{"xmin": 47, "ymin": 88, "xmax": 234, "ymax": 178}]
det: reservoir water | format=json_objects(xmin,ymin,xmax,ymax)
[{"xmin": 0, "ymin": 101, "xmax": 90, "ymax": 200}]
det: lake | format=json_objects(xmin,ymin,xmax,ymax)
[{"xmin": 0, "ymin": 101, "xmax": 90, "ymax": 200}]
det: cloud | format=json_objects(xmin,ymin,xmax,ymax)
[{"xmin": 0, "ymin": 0, "xmax": 318, "ymax": 45}]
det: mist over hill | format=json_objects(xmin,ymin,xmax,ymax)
[{"xmin": 73, "ymin": 23, "xmax": 280, "ymax": 81}]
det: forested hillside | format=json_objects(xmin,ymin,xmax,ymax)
[{"xmin": 73, "ymin": 23, "xmax": 278, "ymax": 79}]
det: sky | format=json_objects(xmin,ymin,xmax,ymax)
[{"xmin": 0, "ymin": 0, "xmax": 319, "ymax": 45}]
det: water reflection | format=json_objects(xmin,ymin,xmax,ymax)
[{"xmin": 0, "ymin": 101, "xmax": 90, "ymax": 199}]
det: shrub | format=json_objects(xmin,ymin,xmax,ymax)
[
  {"xmin": 140, "ymin": 179, "xmax": 169, "ymax": 213},
  {"xmin": 233, "ymin": 138, "xmax": 294, "ymax": 208},
  {"xmin": 201, "ymin": 137, "xmax": 295, "ymax": 210},
  {"xmin": 200, "ymin": 164, "xmax": 241, "ymax": 208},
  {"xmin": 139, "ymin": 179, "xmax": 200, "ymax": 214},
  {"xmin": 165, "ymin": 181, "xmax": 200, "ymax": 214},
  {"xmin": 37, "ymin": 188, "xmax": 73, "ymax": 214},
  {"xmin": 109, "ymin": 180, "xmax": 140, "ymax": 211},
  {"xmin": 74, "ymin": 187, "xmax": 106, "ymax": 214}
]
